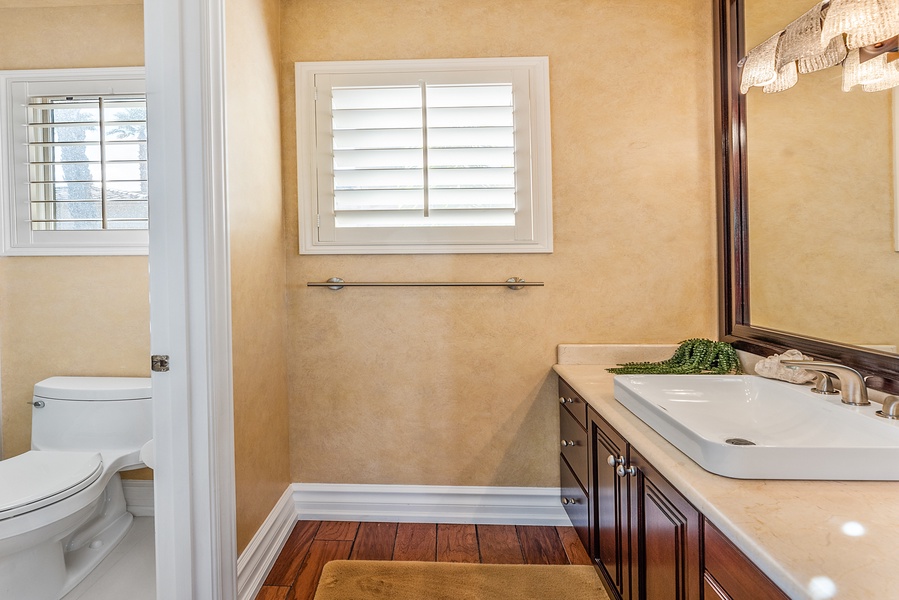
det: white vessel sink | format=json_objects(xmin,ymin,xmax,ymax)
[{"xmin": 613, "ymin": 375, "xmax": 899, "ymax": 480}]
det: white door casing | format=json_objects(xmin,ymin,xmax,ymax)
[{"xmin": 145, "ymin": 0, "xmax": 237, "ymax": 599}]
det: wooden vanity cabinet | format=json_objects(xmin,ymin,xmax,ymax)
[{"xmin": 558, "ymin": 377, "xmax": 785, "ymax": 600}]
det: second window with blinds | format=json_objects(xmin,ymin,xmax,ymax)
[
  {"xmin": 295, "ymin": 57, "xmax": 552, "ymax": 254},
  {"xmin": 0, "ymin": 67, "xmax": 148, "ymax": 255}
]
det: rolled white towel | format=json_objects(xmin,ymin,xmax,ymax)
[{"xmin": 754, "ymin": 349, "xmax": 818, "ymax": 384}]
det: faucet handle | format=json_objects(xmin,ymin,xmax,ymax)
[
  {"xmin": 877, "ymin": 396, "xmax": 899, "ymax": 420},
  {"xmin": 812, "ymin": 372, "xmax": 840, "ymax": 396}
]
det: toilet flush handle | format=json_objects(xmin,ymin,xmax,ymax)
[{"xmin": 27, "ymin": 400, "xmax": 45, "ymax": 408}]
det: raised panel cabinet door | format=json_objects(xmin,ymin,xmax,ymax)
[
  {"xmin": 591, "ymin": 410, "xmax": 629, "ymax": 600},
  {"xmin": 629, "ymin": 448, "xmax": 701, "ymax": 600},
  {"xmin": 703, "ymin": 519, "xmax": 789, "ymax": 600}
]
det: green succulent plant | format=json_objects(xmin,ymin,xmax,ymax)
[{"xmin": 607, "ymin": 338, "xmax": 742, "ymax": 375}]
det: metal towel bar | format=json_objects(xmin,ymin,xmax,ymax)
[{"xmin": 307, "ymin": 277, "xmax": 543, "ymax": 291}]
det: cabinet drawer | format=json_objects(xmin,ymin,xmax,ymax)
[
  {"xmin": 703, "ymin": 520, "xmax": 788, "ymax": 600},
  {"xmin": 560, "ymin": 456, "xmax": 590, "ymax": 553},
  {"xmin": 559, "ymin": 378, "xmax": 587, "ymax": 429},
  {"xmin": 560, "ymin": 405, "xmax": 588, "ymax": 486}
]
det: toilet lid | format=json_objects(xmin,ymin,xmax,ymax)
[{"xmin": 0, "ymin": 451, "xmax": 103, "ymax": 520}]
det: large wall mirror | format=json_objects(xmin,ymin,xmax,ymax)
[{"xmin": 715, "ymin": 0, "xmax": 899, "ymax": 392}]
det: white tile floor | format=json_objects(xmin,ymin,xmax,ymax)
[{"xmin": 62, "ymin": 517, "xmax": 156, "ymax": 600}]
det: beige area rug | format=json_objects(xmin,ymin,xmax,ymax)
[{"xmin": 313, "ymin": 560, "xmax": 610, "ymax": 600}]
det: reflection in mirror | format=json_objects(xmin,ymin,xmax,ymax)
[
  {"xmin": 716, "ymin": 0, "xmax": 899, "ymax": 390},
  {"xmin": 745, "ymin": 0, "xmax": 899, "ymax": 354}
]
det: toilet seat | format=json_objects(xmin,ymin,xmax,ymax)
[{"xmin": 0, "ymin": 451, "xmax": 103, "ymax": 521}]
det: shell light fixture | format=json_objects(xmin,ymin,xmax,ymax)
[
  {"xmin": 740, "ymin": 33, "xmax": 782, "ymax": 93},
  {"xmin": 861, "ymin": 55, "xmax": 899, "ymax": 90},
  {"xmin": 740, "ymin": 0, "xmax": 899, "ymax": 93},
  {"xmin": 820, "ymin": 0, "xmax": 899, "ymax": 50}
]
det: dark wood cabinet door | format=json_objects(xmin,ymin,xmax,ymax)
[
  {"xmin": 629, "ymin": 448, "xmax": 701, "ymax": 600},
  {"xmin": 591, "ymin": 410, "xmax": 629, "ymax": 600},
  {"xmin": 703, "ymin": 519, "xmax": 789, "ymax": 600}
]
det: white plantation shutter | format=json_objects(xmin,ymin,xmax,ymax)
[
  {"xmin": 0, "ymin": 67, "xmax": 148, "ymax": 255},
  {"xmin": 297, "ymin": 58, "xmax": 552, "ymax": 254},
  {"xmin": 27, "ymin": 94, "xmax": 148, "ymax": 232}
]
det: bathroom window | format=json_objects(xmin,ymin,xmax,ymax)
[
  {"xmin": 0, "ymin": 67, "xmax": 148, "ymax": 256},
  {"xmin": 295, "ymin": 57, "xmax": 553, "ymax": 254}
]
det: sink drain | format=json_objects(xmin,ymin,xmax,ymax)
[{"xmin": 725, "ymin": 438, "xmax": 756, "ymax": 446}]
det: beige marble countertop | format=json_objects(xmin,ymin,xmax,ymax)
[{"xmin": 553, "ymin": 345, "xmax": 898, "ymax": 600}]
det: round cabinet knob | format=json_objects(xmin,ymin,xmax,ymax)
[
  {"xmin": 616, "ymin": 464, "xmax": 637, "ymax": 478},
  {"xmin": 561, "ymin": 497, "xmax": 569, "ymax": 505},
  {"xmin": 561, "ymin": 440, "xmax": 576, "ymax": 447},
  {"xmin": 27, "ymin": 400, "xmax": 45, "ymax": 408},
  {"xmin": 559, "ymin": 397, "xmax": 566, "ymax": 404},
  {"xmin": 559, "ymin": 397, "xmax": 575, "ymax": 404},
  {"xmin": 607, "ymin": 454, "xmax": 624, "ymax": 467}
]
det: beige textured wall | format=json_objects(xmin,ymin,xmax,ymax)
[
  {"xmin": 226, "ymin": 0, "xmax": 292, "ymax": 553},
  {"xmin": 0, "ymin": 1, "xmax": 149, "ymax": 473},
  {"xmin": 281, "ymin": 0, "xmax": 718, "ymax": 487},
  {"xmin": 745, "ymin": 1, "xmax": 899, "ymax": 350}
]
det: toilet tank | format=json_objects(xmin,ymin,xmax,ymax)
[{"xmin": 31, "ymin": 376, "xmax": 152, "ymax": 453}]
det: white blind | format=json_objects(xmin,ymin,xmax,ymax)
[
  {"xmin": 329, "ymin": 82, "xmax": 516, "ymax": 228},
  {"xmin": 297, "ymin": 58, "xmax": 552, "ymax": 254},
  {"xmin": 26, "ymin": 94, "xmax": 148, "ymax": 231}
]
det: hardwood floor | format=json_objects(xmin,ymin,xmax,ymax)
[{"xmin": 256, "ymin": 521, "xmax": 592, "ymax": 600}]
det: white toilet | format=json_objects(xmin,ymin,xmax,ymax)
[{"xmin": 0, "ymin": 376, "xmax": 152, "ymax": 600}]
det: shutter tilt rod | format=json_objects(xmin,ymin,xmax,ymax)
[{"xmin": 307, "ymin": 277, "xmax": 543, "ymax": 291}]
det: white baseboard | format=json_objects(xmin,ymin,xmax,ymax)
[
  {"xmin": 293, "ymin": 483, "xmax": 569, "ymax": 526},
  {"xmin": 233, "ymin": 483, "xmax": 567, "ymax": 600},
  {"xmin": 121, "ymin": 480, "xmax": 154, "ymax": 517},
  {"xmin": 236, "ymin": 486, "xmax": 298, "ymax": 600}
]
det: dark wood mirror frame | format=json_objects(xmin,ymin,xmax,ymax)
[{"xmin": 713, "ymin": 0, "xmax": 899, "ymax": 393}]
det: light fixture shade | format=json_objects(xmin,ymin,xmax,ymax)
[
  {"xmin": 764, "ymin": 61, "xmax": 800, "ymax": 92},
  {"xmin": 842, "ymin": 49, "xmax": 889, "ymax": 90},
  {"xmin": 821, "ymin": 0, "xmax": 899, "ymax": 50},
  {"xmin": 798, "ymin": 34, "xmax": 848, "ymax": 73},
  {"xmin": 862, "ymin": 58, "xmax": 899, "ymax": 90},
  {"xmin": 778, "ymin": 2, "xmax": 835, "ymax": 68},
  {"xmin": 741, "ymin": 33, "xmax": 782, "ymax": 93}
]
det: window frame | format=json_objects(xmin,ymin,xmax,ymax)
[
  {"xmin": 295, "ymin": 57, "xmax": 553, "ymax": 255},
  {"xmin": 0, "ymin": 67, "xmax": 148, "ymax": 256}
]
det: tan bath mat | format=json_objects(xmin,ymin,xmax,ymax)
[{"xmin": 313, "ymin": 560, "xmax": 609, "ymax": 600}]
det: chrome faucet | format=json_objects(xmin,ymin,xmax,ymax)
[{"xmin": 781, "ymin": 360, "xmax": 870, "ymax": 406}]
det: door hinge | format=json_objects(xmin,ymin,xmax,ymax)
[
  {"xmin": 316, "ymin": 214, "xmax": 321, "ymax": 227},
  {"xmin": 151, "ymin": 355, "xmax": 170, "ymax": 372}
]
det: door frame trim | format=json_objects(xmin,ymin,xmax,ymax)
[{"xmin": 145, "ymin": 0, "xmax": 237, "ymax": 598}]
